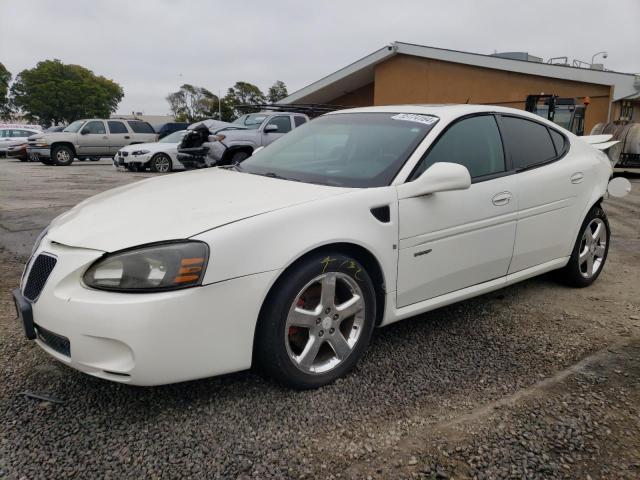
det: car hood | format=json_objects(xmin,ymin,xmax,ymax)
[
  {"xmin": 33, "ymin": 132, "xmax": 77, "ymax": 142},
  {"xmin": 48, "ymin": 168, "xmax": 349, "ymax": 252},
  {"xmin": 119, "ymin": 142, "xmax": 176, "ymax": 153}
]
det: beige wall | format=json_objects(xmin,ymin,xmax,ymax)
[
  {"xmin": 325, "ymin": 54, "xmax": 613, "ymax": 133},
  {"xmin": 330, "ymin": 83, "xmax": 374, "ymax": 106},
  {"xmin": 373, "ymin": 55, "xmax": 612, "ymax": 133}
]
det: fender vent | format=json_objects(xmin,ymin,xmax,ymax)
[
  {"xmin": 370, "ymin": 206, "xmax": 391, "ymax": 223},
  {"xmin": 23, "ymin": 254, "xmax": 57, "ymax": 302}
]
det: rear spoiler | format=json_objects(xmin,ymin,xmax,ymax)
[{"xmin": 581, "ymin": 134, "xmax": 621, "ymax": 166}]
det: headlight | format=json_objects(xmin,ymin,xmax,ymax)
[
  {"xmin": 131, "ymin": 149, "xmax": 150, "ymax": 156},
  {"xmin": 213, "ymin": 134, "xmax": 226, "ymax": 141},
  {"xmin": 83, "ymin": 241, "xmax": 209, "ymax": 292}
]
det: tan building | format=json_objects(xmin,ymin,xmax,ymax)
[{"xmin": 280, "ymin": 42, "xmax": 640, "ymax": 134}]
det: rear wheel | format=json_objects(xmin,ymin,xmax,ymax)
[
  {"xmin": 51, "ymin": 145, "xmax": 74, "ymax": 166},
  {"xmin": 254, "ymin": 252, "xmax": 376, "ymax": 389},
  {"xmin": 150, "ymin": 153, "xmax": 172, "ymax": 173},
  {"xmin": 558, "ymin": 205, "xmax": 610, "ymax": 287}
]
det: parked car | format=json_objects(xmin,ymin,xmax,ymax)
[
  {"xmin": 177, "ymin": 111, "xmax": 309, "ymax": 168},
  {"xmin": 114, "ymin": 130, "xmax": 187, "ymax": 172},
  {"xmin": 0, "ymin": 127, "xmax": 41, "ymax": 157},
  {"xmin": 27, "ymin": 119, "xmax": 157, "ymax": 166},
  {"xmin": 7, "ymin": 142, "xmax": 29, "ymax": 161},
  {"xmin": 153, "ymin": 122, "xmax": 189, "ymax": 140},
  {"xmin": 13, "ymin": 105, "xmax": 620, "ymax": 389}
]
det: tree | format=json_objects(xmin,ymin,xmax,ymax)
[
  {"xmin": 267, "ymin": 80, "xmax": 288, "ymax": 103},
  {"xmin": 166, "ymin": 84, "xmax": 221, "ymax": 122},
  {"xmin": 223, "ymin": 81, "xmax": 266, "ymax": 119},
  {"xmin": 0, "ymin": 63, "xmax": 12, "ymax": 119},
  {"xmin": 10, "ymin": 59, "xmax": 123, "ymax": 126}
]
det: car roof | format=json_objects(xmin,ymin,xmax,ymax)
[{"xmin": 326, "ymin": 104, "xmax": 560, "ymax": 127}]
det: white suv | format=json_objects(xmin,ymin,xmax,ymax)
[{"xmin": 27, "ymin": 119, "xmax": 157, "ymax": 166}]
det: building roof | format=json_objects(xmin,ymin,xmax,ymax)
[{"xmin": 279, "ymin": 41, "xmax": 640, "ymax": 104}]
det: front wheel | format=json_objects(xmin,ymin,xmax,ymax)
[
  {"xmin": 150, "ymin": 153, "xmax": 172, "ymax": 173},
  {"xmin": 254, "ymin": 252, "xmax": 376, "ymax": 389},
  {"xmin": 558, "ymin": 205, "xmax": 610, "ymax": 287},
  {"xmin": 51, "ymin": 146, "xmax": 74, "ymax": 166}
]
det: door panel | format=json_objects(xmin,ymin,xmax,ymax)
[
  {"xmin": 76, "ymin": 121, "xmax": 109, "ymax": 156},
  {"xmin": 499, "ymin": 116, "xmax": 591, "ymax": 273},
  {"xmin": 261, "ymin": 116, "xmax": 291, "ymax": 146},
  {"xmin": 397, "ymin": 176, "xmax": 517, "ymax": 307},
  {"xmin": 106, "ymin": 121, "xmax": 131, "ymax": 153},
  {"xmin": 509, "ymin": 156, "xmax": 588, "ymax": 273}
]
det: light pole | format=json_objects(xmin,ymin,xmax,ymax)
[{"xmin": 591, "ymin": 51, "xmax": 608, "ymax": 65}]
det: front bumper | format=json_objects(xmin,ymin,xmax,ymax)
[
  {"xmin": 27, "ymin": 146, "xmax": 51, "ymax": 159},
  {"xmin": 17, "ymin": 238, "xmax": 276, "ymax": 386}
]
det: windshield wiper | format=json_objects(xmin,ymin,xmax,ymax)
[{"xmin": 261, "ymin": 171, "xmax": 301, "ymax": 182}]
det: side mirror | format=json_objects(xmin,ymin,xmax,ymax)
[
  {"xmin": 80, "ymin": 128, "xmax": 90, "ymax": 135},
  {"xmin": 264, "ymin": 124, "xmax": 278, "ymax": 133},
  {"xmin": 397, "ymin": 162, "xmax": 471, "ymax": 199}
]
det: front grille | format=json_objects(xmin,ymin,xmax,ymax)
[
  {"xmin": 23, "ymin": 254, "xmax": 57, "ymax": 301},
  {"xmin": 35, "ymin": 324, "xmax": 70, "ymax": 357}
]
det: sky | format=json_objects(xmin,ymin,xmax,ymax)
[{"xmin": 1, "ymin": 0, "xmax": 639, "ymax": 115}]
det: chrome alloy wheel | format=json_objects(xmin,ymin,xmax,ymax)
[
  {"xmin": 154, "ymin": 155, "xmax": 171, "ymax": 173},
  {"xmin": 56, "ymin": 149, "xmax": 70, "ymax": 162},
  {"xmin": 578, "ymin": 218, "xmax": 607, "ymax": 278},
  {"xmin": 285, "ymin": 272, "xmax": 366, "ymax": 374}
]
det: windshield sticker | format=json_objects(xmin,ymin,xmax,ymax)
[{"xmin": 391, "ymin": 113, "xmax": 438, "ymax": 125}]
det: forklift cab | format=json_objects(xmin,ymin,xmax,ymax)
[{"xmin": 525, "ymin": 94, "xmax": 587, "ymax": 136}]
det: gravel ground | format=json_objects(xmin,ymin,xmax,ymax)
[{"xmin": 1, "ymin": 159, "xmax": 639, "ymax": 479}]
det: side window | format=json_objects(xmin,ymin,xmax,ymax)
[
  {"xmin": 268, "ymin": 116, "xmax": 292, "ymax": 133},
  {"xmin": 127, "ymin": 121, "xmax": 155, "ymax": 134},
  {"xmin": 549, "ymin": 129, "xmax": 566, "ymax": 155},
  {"xmin": 294, "ymin": 116, "xmax": 307, "ymax": 127},
  {"xmin": 500, "ymin": 116, "xmax": 557, "ymax": 170},
  {"xmin": 108, "ymin": 121, "xmax": 128, "ymax": 134},
  {"xmin": 84, "ymin": 121, "xmax": 106, "ymax": 134},
  {"xmin": 412, "ymin": 115, "xmax": 505, "ymax": 180}
]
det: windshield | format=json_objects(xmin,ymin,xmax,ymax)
[
  {"xmin": 232, "ymin": 113, "xmax": 268, "ymax": 130},
  {"xmin": 239, "ymin": 112, "xmax": 438, "ymax": 188},
  {"xmin": 63, "ymin": 120, "xmax": 85, "ymax": 133},
  {"xmin": 159, "ymin": 130, "xmax": 186, "ymax": 143}
]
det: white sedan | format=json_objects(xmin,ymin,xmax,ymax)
[
  {"xmin": 13, "ymin": 105, "xmax": 616, "ymax": 389},
  {"xmin": 114, "ymin": 130, "xmax": 186, "ymax": 172}
]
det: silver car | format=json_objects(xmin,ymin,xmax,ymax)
[{"xmin": 27, "ymin": 119, "xmax": 157, "ymax": 166}]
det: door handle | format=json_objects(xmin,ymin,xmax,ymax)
[
  {"xmin": 570, "ymin": 172, "xmax": 584, "ymax": 184},
  {"xmin": 492, "ymin": 191, "xmax": 512, "ymax": 206},
  {"xmin": 124, "ymin": 135, "xmax": 130, "ymax": 139}
]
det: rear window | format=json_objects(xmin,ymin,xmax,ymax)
[
  {"xmin": 108, "ymin": 121, "xmax": 128, "ymax": 134},
  {"xmin": 127, "ymin": 120, "xmax": 155, "ymax": 134},
  {"xmin": 500, "ymin": 116, "xmax": 557, "ymax": 171}
]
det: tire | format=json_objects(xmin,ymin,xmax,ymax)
[
  {"xmin": 78, "ymin": 158, "xmax": 86, "ymax": 161},
  {"xmin": 51, "ymin": 145, "xmax": 74, "ymax": 166},
  {"xmin": 150, "ymin": 153, "xmax": 172, "ymax": 173},
  {"xmin": 40, "ymin": 158, "xmax": 53, "ymax": 165},
  {"xmin": 230, "ymin": 150, "xmax": 250, "ymax": 164},
  {"xmin": 558, "ymin": 204, "xmax": 610, "ymax": 287},
  {"xmin": 254, "ymin": 251, "xmax": 376, "ymax": 389}
]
